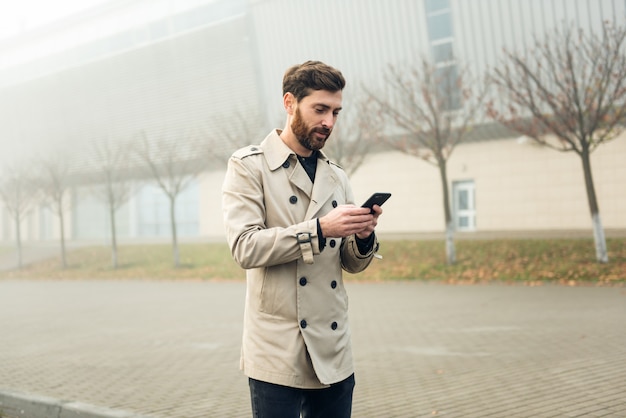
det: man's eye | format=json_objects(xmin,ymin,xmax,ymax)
[
  {"xmin": 333, "ymin": 112, "xmax": 340, "ymax": 117},
  {"xmin": 315, "ymin": 108, "xmax": 324, "ymax": 113}
]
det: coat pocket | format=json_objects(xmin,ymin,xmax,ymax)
[{"xmin": 258, "ymin": 263, "xmax": 298, "ymax": 319}]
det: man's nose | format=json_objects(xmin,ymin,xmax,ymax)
[{"xmin": 322, "ymin": 114, "xmax": 335, "ymax": 129}]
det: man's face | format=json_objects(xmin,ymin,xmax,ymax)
[{"xmin": 291, "ymin": 89, "xmax": 342, "ymax": 152}]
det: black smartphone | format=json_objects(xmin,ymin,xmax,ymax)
[{"xmin": 361, "ymin": 192, "xmax": 391, "ymax": 213}]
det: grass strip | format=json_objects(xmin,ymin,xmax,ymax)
[{"xmin": 1, "ymin": 239, "xmax": 624, "ymax": 285}]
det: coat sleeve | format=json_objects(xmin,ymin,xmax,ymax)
[
  {"xmin": 333, "ymin": 166, "xmax": 379, "ymax": 274},
  {"xmin": 222, "ymin": 153, "xmax": 321, "ymax": 270},
  {"xmin": 339, "ymin": 231, "xmax": 379, "ymax": 274}
]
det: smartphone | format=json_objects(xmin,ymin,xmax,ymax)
[{"xmin": 361, "ymin": 192, "xmax": 391, "ymax": 213}]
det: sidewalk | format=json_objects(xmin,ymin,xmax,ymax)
[{"xmin": 1, "ymin": 280, "xmax": 625, "ymax": 417}]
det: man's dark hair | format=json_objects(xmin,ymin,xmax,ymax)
[{"xmin": 282, "ymin": 60, "xmax": 346, "ymax": 101}]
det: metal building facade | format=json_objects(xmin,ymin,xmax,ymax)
[
  {"xmin": 0, "ymin": 0, "xmax": 624, "ymax": 242},
  {"xmin": 249, "ymin": 0, "xmax": 625, "ymax": 123}
]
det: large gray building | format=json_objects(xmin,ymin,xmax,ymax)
[{"xmin": 1, "ymin": 0, "xmax": 624, "ymax": 242}]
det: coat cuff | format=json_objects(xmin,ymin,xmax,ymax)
[
  {"xmin": 296, "ymin": 220, "xmax": 321, "ymax": 264},
  {"xmin": 297, "ymin": 232, "xmax": 314, "ymax": 264},
  {"xmin": 340, "ymin": 233, "xmax": 379, "ymax": 273},
  {"xmin": 355, "ymin": 232, "xmax": 376, "ymax": 255}
]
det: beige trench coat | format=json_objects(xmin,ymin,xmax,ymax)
[{"xmin": 222, "ymin": 130, "xmax": 377, "ymax": 389}]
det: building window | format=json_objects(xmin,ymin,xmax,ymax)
[
  {"xmin": 431, "ymin": 42, "xmax": 454, "ymax": 64},
  {"xmin": 424, "ymin": 0, "xmax": 460, "ymax": 111},
  {"xmin": 425, "ymin": 0, "xmax": 453, "ymax": 43},
  {"xmin": 425, "ymin": 0, "xmax": 450, "ymax": 13},
  {"xmin": 426, "ymin": 12, "xmax": 453, "ymax": 41},
  {"xmin": 39, "ymin": 205, "xmax": 54, "ymax": 240},
  {"xmin": 136, "ymin": 181, "xmax": 199, "ymax": 238},
  {"xmin": 433, "ymin": 64, "xmax": 461, "ymax": 110},
  {"xmin": 1, "ymin": 208, "xmax": 9, "ymax": 241}
]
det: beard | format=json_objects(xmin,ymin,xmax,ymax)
[{"xmin": 291, "ymin": 108, "xmax": 331, "ymax": 151}]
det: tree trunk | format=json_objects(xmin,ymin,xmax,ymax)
[
  {"xmin": 14, "ymin": 213, "xmax": 23, "ymax": 269},
  {"xmin": 170, "ymin": 197, "xmax": 180, "ymax": 268},
  {"xmin": 580, "ymin": 150, "xmax": 608, "ymax": 263},
  {"xmin": 439, "ymin": 159, "xmax": 456, "ymax": 265},
  {"xmin": 109, "ymin": 204, "xmax": 118, "ymax": 269},
  {"xmin": 591, "ymin": 212, "xmax": 608, "ymax": 263},
  {"xmin": 445, "ymin": 220, "xmax": 456, "ymax": 265},
  {"xmin": 58, "ymin": 205, "xmax": 67, "ymax": 269}
]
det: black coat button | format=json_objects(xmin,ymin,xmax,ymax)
[
  {"xmin": 299, "ymin": 277, "xmax": 307, "ymax": 286},
  {"xmin": 329, "ymin": 239, "xmax": 336, "ymax": 248},
  {"xmin": 331, "ymin": 280, "xmax": 337, "ymax": 289},
  {"xmin": 331, "ymin": 322, "xmax": 338, "ymax": 330},
  {"xmin": 300, "ymin": 320, "xmax": 307, "ymax": 329},
  {"xmin": 332, "ymin": 200, "xmax": 338, "ymax": 208},
  {"xmin": 289, "ymin": 196, "xmax": 298, "ymax": 204},
  {"xmin": 282, "ymin": 160, "xmax": 290, "ymax": 168}
]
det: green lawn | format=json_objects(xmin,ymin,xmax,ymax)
[{"xmin": 1, "ymin": 239, "xmax": 625, "ymax": 285}]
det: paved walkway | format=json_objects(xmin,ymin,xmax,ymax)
[{"xmin": 1, "ymin": 280, "xmax": 625, "ymax": 417}]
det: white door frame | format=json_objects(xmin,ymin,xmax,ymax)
[{"xmin": 452, "ymin": 180, "xmax": 476, "ymax": 231}]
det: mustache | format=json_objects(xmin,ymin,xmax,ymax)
[{"xmin": 313, "ymin": 127, "xmax": 331, "ymax": 135}]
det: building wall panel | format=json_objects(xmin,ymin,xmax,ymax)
[{"xmin": 0, "ymin": 0, "xmax": 624, "ymax": 242}]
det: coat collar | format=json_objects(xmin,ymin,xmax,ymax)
[
  {"xmin": 261, "ymin": 130, "xmax": 339, "ymax": 218},
  {"xmin": 261, "ymin": 129, "xmax": 332, "ymax": 170}
]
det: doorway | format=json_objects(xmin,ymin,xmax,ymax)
[{"xmin": 452, "ymin": 180, "xmax": 476, "ymax": 231}]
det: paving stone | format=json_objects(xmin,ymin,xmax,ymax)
[{"xmin": 0, "ymin": 280, "xmax": 625, "ymax": 417}]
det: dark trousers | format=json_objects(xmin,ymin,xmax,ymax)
[{"xmin": 249, "ymin": 374, "xmax": 355, "ymax": 418}]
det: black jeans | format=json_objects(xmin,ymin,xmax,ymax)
[{"xmin": 249, "ymin": 374, "xmax": 355, "ymax": 418}]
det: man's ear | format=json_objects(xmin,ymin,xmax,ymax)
[{"xmin": 283, "ymin": 92, "xmax": 296, "ymax": 115}]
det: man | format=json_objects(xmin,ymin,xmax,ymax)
[{"xmin": 222, "ymin": 60, "xmax": 383, "ymax": 418}]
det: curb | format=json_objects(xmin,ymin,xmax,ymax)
[{"xmin": 0, "ymin": 389, "xmax": 152, "ymax": 418}]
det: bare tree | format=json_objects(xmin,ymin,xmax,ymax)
[
  {"xmin": 204, "ymin": 104, "xmax": 375, "ymax": 176},
  {"xmin": 0, "ymin": 165, "xmax": 37, "ymax": 269},
  {"xmin": 204, "ymin": 103, "xmax": 374, "ymax": 176},
  {"xmin": 323, "ymin": 96, "xmax": 375, "ymax": 176},
  {"xmin": 366, "ymin": 58, "xmax": 489, "ymax": 265},
  {"xmin": 134, "ymin": 129, "xmax": 206, "ymax": 268},
  {"xmin": 203, "ymin": 109, "xmax": 266, "ymax": 165},
  {"xmin": 88, "ymin": 137, "xmax": 134, "ymax": 268},
  {"xmin": 487, "ymin": 22, "xmax": 626, "ymax": 263},
  {"xmin": 36, "ymin": 155, "xmax": 72, "ymax": 269}
]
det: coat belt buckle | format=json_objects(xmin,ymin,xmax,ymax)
[{"xmin": 296, "ymin": 232, "xmax": 312, "ymax": 244}]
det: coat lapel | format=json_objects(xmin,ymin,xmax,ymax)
[
  {"xmin": 305, "ymin": 158, "xmax": 339, "ymax": 219},
  {"xmin": 290, "ymin": 162, "xmax": 313, "ymax": 196},
  {"xmin": 261, "ymin": 131, "xmax": 340, "ymax": 219}
]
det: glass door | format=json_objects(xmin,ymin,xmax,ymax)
[{"xmin": 452, "ymin": 180, "xmax": 476, "ymax": 231}]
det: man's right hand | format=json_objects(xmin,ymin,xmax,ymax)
[{"xmin": 318, "ymin": 205, "xmax": 375, "ymax": 238}]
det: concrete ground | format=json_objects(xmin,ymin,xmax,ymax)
[{"xmin": 0, "ymin": 279, "xmax": 625, "ymax": 417}]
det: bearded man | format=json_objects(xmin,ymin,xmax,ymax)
[{"xmin": 222, "ymin": 60, "xmax": 384, "ymax": 418}]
